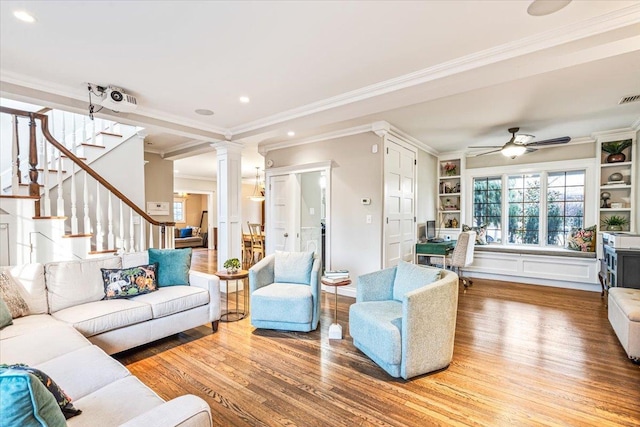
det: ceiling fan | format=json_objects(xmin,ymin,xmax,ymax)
[{"xmin": 470, "ymin": 127, "xmax": 571, "ymax": 159}]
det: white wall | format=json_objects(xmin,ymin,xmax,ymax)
[{"xmin": 417, "ymin": 148, "xmax": 438, "ymax": 226}]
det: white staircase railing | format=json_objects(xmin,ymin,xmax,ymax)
[{"xmin": 0, "ymin": 106, "xmax": 175, "ymax": 257}]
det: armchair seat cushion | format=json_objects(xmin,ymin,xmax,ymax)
[
  {"xmin": 251, "ymin": 283, "xmax": 313, "ymax": 324},
  {"xmin": 349, "ymin": 301, "xmax": 403, "ymax": 366}
]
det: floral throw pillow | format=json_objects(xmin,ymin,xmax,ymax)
[
  {"xmin": 566, "ymin": 225, "xmax": 597, "ymax": 252},
  {"xmin": 0, "ymin": 271, "xmax": 29, "ymax": 319},
  {"xmin": 0, "ymin": 363, "xmax": 82, "ymax": 419},
  {"xmin": 100, "ymin": 263, "xmax": 158, "ymax": 300}
]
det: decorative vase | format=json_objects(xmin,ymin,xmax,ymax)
[
  {"xmin": 608, "ymin": 172, "xmax": 623, "ymax": 182},
  {"xmin": 606, "ymin": 153, "xmax": 626, "ymax": 163},
  {"xmin": 226, "ymin": 268, "xmax": 238, "ymax": 274},
  {"xmin": 445, "ymin": 169, "xmax": 457, "ymax": 176},
  {"xmin": 607, "ymin": 225, "xmax": 623, "ymax": 231}
]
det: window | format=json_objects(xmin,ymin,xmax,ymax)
[
  {"xmin": 471, "ymin": 168, "xmax": 586, "ymax": 247},
  {"xmin": 547, "ymin": 171, "xmax": 585, "ymax": 246},
  {"xmin": 173, "ymin": 199, "xmax": 185, "ymax": 223},
  {"xmin": 508, "ymin": 174, "xmax": 540, "ymax": 245},
  {"xmin": 473, "ymin": 177, "xmax": 502, "ymax": 243}
]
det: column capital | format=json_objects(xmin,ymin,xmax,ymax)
[{"xmin": 211, "ymin": 141, "xmax": 244, "ymax": 154}]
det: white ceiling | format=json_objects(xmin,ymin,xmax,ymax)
[{"xmin": 1, "ymin": 1, "xmax": 639, "ymax": 181}]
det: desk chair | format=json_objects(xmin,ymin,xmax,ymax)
[
  {"xmin": 247, "ymin": 222, "xmax": 265, "ymax": 264},
  {"xmin": 430, "ymin": 231, "xmax": 476, "ymax": 289}
]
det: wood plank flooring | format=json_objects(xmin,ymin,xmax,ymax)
[{"xmin": 115, "ymin": 249, "xmax": 640, "ymax": 426}]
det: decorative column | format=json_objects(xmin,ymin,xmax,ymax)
[{"xmin": 212, "ymin": 141, "xmax": 243, "ymax": 270}]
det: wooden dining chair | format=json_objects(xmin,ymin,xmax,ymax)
[
  {"xmin": 242, "ymin": 232, "xmax": 253, "ymax": 267},
  {"xmin": 247, "ymin": 222, "xmax": 265, "ymax": 264}
]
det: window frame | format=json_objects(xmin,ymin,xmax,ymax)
[
  {"xmin": 465, "ymin": 159, "xmax": 596, "ymax": 248},
  {"xmin": 173, "ymin": 197, "xmax": 186, "ymax": 224}
]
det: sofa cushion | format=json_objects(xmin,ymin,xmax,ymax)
[
  {"xmin": 46, "ymin": 256, "xmax": 122, "ymax": 313},
  {"xmin": 0, "ymin": 298, "xmax": 12, "ymax": 329},
  {"xmin": 148, "ymin": 248, "xmax": 192, "ymax": 287},
  {"xmin": 51, "ymin": 299, "xmax": 153, "ymax": 338},
  {"xmin": 0, "ymin": 314, "xmax": 61, "ymax": 340},
  {"xmin": 0, "ymin": 271, "xmax": 30, "ymax": 318},
  {"xmin": 349, "ymin": 300, "xmax": 403, "ymax": 365},
  {"xmin": 132, "ymin": 285, "xmax": 209, "ymax": 318},
  {"xmin": 36, "ymin": 345, "xmax": 131, "ymax": 401},
  {"xmin": 101, "ymin": 264, "xmax": 158, "ymax": 300},
  {"xmin": 179, "ymin": 227, "xmax": 193, "ymax": 238},
  {"xmin": 2, "ymin": 364, "xmax": 82, "ymax": 419},
  {"xmin": 69, "ymin": 376, "xmax": 165, "ymax": 427},
  {"xmin": 0, "ymin": 367, "xmax": 67, "ymax": 427},
  {"xmin": 274, "ymin": 251, "xmax": 314, "ymax": 285},
  {"xmin": 393, "ymin": 261, "xmax": 440, "ymax": 301},
  {"xmin": 251, "ymin": 283, "xmax": 312, "ymax": 324},
  {"xmin": 1, "ymin": 263, "xmax": 47, "ymax": 315},
  {"xmin": 0, "ymin": 323, "xmax": 91, "ymax": 366}
]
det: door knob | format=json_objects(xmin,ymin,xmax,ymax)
[{"xmin": 284, "ymin": 233, "xmax": 288, "ymax": 237}]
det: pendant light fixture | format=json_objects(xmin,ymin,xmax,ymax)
[{"xmin": 249, "ymin": 167, "xmax": 265, "ymax": 202}]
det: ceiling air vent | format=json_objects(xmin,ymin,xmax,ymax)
[{"xmin": 618, "ymin": 94, "xmax": 640, "ymax": 105}]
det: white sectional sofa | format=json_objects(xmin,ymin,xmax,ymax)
[{"xmin": 0, "ymin": 252, "xmax": 221, "ymax": 426}]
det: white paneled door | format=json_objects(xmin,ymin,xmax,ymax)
[
  {"xmin": 384, "ymin": 136, "xmax": 416, "ymax": 267},
  {"xmin": 267, "ymin": 173, "xmax": 296, "ymax": 253}
]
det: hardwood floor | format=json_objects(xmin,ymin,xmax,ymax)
[{"xmin": 115, "ymin": 249, "xmax": 640, "ymax": 426}]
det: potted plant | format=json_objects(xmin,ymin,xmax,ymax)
[
  {"xmin": 602, "ymin": 139, "xmax": 632, "ymax": 163},
  {"xmin": 602, "ymin": 215, "xmax": 629, "ymax": 231},
  {"xmin": 223, "ymin": 258, "xmax": 241, "ymax": 274}
]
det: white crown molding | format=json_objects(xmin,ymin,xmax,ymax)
[
  {"xmin": 231, "ymin": 5, "xmax": 640, "ymax": 136},
  {"xmin": 387, "ymin": 125, "xmax": 438, "ymax": 156},
  {"xmin": 174, "ymin": 174, "xmax": 215, "ymax": 182},
  {"xmin": 265, "ymin": 161, "xmax": 333, "ymax": 177},
  {"xmin": 591, "ymin": 127, "xmax": 637, "ymax": 140}
]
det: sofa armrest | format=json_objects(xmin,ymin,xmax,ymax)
[
  {"xmin": 249, "ymin": 254, "xmax": 275, "ymax": 293},
  {"xmin": 119, "ymin": 395, "xmax": 212, "ymax": 427},
  {"xmin": 189, "ymin": 270, "xmax": 221, "ymax": 322},
  {"xmin": 356, "ymin": 267, "xmax": 396, "ymax": 302},
  {"xmin": 401, "ymin": 269, "xmax": 459, "ymax": 379}
]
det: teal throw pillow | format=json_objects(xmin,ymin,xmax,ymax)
[
  {"xmin": 101, "ymin": 263, "xmax": 159, "ymax": 299},
  {"xmin": 0, "ymin": 298, "xmax": 13, "ymax": 329},
  {"xmin": 274, "ymin": 251, "xmax": 314, "ymax": 285},
  {"xmin": 148, "ymin": 248, "xmax": 192, "ymax": 287},
  {"xmin": 392, "ymin": 261, "xmax": 441, "ymax": 301},
  {"xmin": 179, "ymin": 228, "xmax": 192, "ymax": 238},
  {"xmin": 0, "ymin": 367, "xmax": 68, "ymax": 426},
  {"xmin": 1, "ymin": 364, "xmax": 82, "ymax": 420}
]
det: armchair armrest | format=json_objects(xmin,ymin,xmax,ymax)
[
  {"xmin": 401, "ymin": 269, "xmax": 459, "ymax": 379},
  {"xmin": 188, "ymin": 270, "xmax": 221, "ymax": 322},
  {"xmin": 309, "ymin": 258, "xmax": 321, "ymax": 328},
  {"xmin": 249, "ymin": 254, "xmax": 275, "ymax": 293},
  {"xmin": 356, "ymin": 267, "xmax": 396, "ymax": 302},
  {"xmin": 119, "ymin": 395, "xmax": 212, "ymax": 427}
]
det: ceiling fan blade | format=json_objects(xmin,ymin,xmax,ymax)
[
  {"xmin": 468, "ymin": 145, "xmax": 503, "ymax": 149},
  {"xmin": 524, "ymin": 148, "xmax": 538, "ymax": 154},
  {"xmin": 474, "ymin": 149, "xmax": 503, "ymax": 157},
  {"xmin": 527, "ymin": 136, "xmax": 571, "ymax": 146}
]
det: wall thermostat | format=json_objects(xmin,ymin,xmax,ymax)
[{"xmin": 361, "ymin": 198, "xmax": 371, "ymax": 205}]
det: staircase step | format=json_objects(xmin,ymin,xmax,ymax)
[
  {"xmin": 79, "ymin": 143, "xmax": 105, "ymax": 149},
  {"xmin": 32, "ymin": 216, "xmax": 67, "ymax": 220},
  {"xmin": 0, "ymin": 195, "xmax": 40, "ymax": 200},
  {"xmin": 99, "ymin": 131, "xmax": 123, "ymax": 138},
  {"xmin": 88, "ymin": 249, "xmax": 118, "ymax": 255},
  {"xmin": 62, "ymin": 233, "xmax": 92, "ymax": 238}
]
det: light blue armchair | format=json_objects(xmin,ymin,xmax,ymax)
[
  {"xmin": 249, "ymin": 251, "xmax": 321, "ymax": 332},
  {"xmin": 349, "ymin": 261, "xmax": 459, "ymax": 379}
]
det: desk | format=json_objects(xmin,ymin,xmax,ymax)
[
  {"xmin": 415, "ymin": 240, "xmax": 456, "ymax": 267},
  {"xmin": 321, "ymin": 277, "xmax": 351, "ymax": 339},
  {"xmin": 215, "ymin": 269, "xmax": 249, "ymax": 322}
]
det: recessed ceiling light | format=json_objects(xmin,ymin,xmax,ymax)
[
  {"xmin": 195, "ymin": 109, "xmax": 214, "ymax": 116},
  {"xmin": 14, "ymin": 10, "xmax": 36, "ymax": 23},
  {"xmin": 527, "ymin": 0, "xmax": 571, "ymax": 16},
  {"xmin": 287, "ymin": 131, "xmax": 295, "ymax": 137},
  {"xmin": 239, "ymin": 96, "xmax": 250, "ymax": 104}
]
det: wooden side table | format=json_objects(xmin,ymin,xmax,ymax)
[
  {"xmin": 214, "ymin": 269, "xmax": 249, "ymax": 322},
  {"xmin": 321, "ymin": 277, "xmax": 351, "ymax": 339}
]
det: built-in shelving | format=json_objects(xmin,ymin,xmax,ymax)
[{"xmin": 437, "ymin": 157, "xmax": 464, "ymax": 240}]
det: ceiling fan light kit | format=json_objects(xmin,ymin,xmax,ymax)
[
  {"xmin": 501, "ymin": 141, "xmax": 527, "ymax": 158},
  {"xmin": 471, "ymin": 127, "xmax": 570, "ymax": 159}
]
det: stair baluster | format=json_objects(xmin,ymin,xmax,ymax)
[
  {"xmin": 83, "ymin": 171, "xmax": 90, "ymax": 233},
  {"xmin": 91, "ymin": 116, "xmax": 96, "ymax": 145},
  {"xmin": 129, "ymin": 207, "xmax": 135, "ymax": 252},
  {"xmin": 107, "ymin": 191, "xmax": 114, "ymax": 250},
  {"xmin": 27, "ymin": 114, "xmax": 40, "ymax": 215},
  {"xmin": 11, "ymin": 115, "xmax": 20, "ymax": 194},
  {"xmin": 42, "ymin": 131, "xmax": 51, "ymax": 216},
  {"xmin": 82, "ymin": 116, "xmax": 86, "ymax": 145},
  {"xmin": 56, "ymin": 115, "xmax": 65, "ymax": 216},
  {"xmin": 148, "ymin": 222, "xmax": 153, "ymax": 249},
  {"xmin": 70, "ymin": 163, "xmax": 78, "ymax": 234},
  {"xmin": 118, "ymin": 200, "xmax": 125, "ymax": 253},
  {"xmin": 95, "ymin": 182, "xmax": 103, "ymax": 252}
]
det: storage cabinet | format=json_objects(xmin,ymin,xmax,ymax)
[
  {"xmin": 603, "ymin": 245, "xmax": 640, "ymax": 289},
  {"xmin": 437, "ymin": 156, "xmax": 464, "ymax": 240},
  {"xmin": 597, "ymin": 132, "xmax": 636, "ymax": 233}
]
